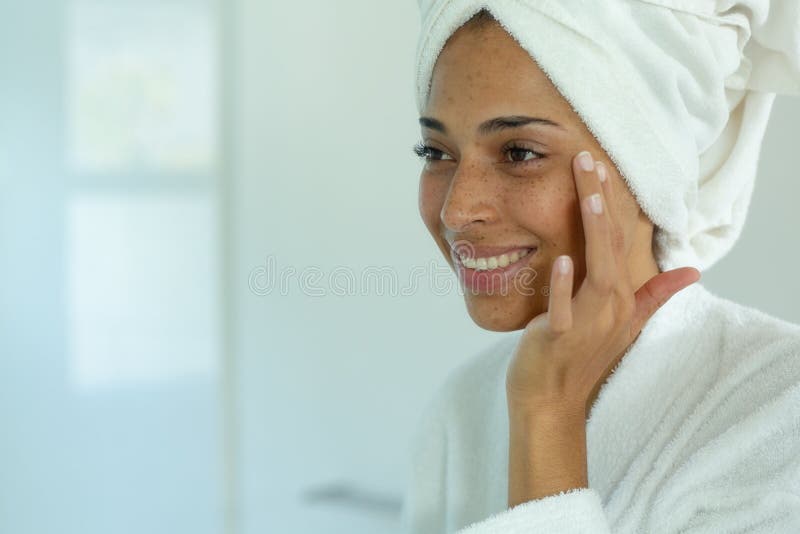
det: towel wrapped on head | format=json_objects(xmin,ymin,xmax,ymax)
[{"xmin": 415, "ymin": 0, "xmax": 800, "ymax": 273}]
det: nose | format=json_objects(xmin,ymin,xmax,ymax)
[{"xmin": 440, "ymin": 160, "xmax": 498, "ymax": 232}]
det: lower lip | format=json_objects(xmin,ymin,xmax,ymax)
[{"xmin": 454, "ymin": 248, "xmax": 538, "ymax": 294}]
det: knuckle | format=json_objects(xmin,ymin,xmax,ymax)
[
  {"xmin": 590, "ymin": 269, "xmax": 614, "ymax": 294},
  {"xmin": 618, "ymin": 294, "xmax": 635, "ymax": 320},
  {"xmin": 611, "ymin": 228, "xmax": 626, "ymax": 253}
]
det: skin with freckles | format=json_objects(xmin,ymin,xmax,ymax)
[{"xmin": 417, "ymin": 17, "xmax": 663, "ymax": 332}]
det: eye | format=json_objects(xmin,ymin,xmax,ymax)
[
  {"xmin": 504, "ymin": 144, "xmax": 545, "ymax": 165},
  {"xmin": 413, "ymin": 141, "xmax": 455, "ymax": 162}
]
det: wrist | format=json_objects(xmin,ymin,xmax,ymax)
[
  {"xmin": 507, "ymin": 395, "xmax": 586, "ymax": 424},
  {"xmin": 508, "ymin": 406, "xmax": 587, "ymax": 446},
  {"xmin": 507, "ymin": 402, "xmax": 589, "ymax": 506}
]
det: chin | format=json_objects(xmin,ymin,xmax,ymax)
[{"xmin": 463, "ymin": 292, "xmax": 544, "ymax": 332}]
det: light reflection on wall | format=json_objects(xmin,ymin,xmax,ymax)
[
  {"xmin": 66, "ymin": 192, "xmax": 219, "ymax": 390},
  {"xmin": 64, "ymin": 0, "xmax": 220, "ymax": 391},
  {"xmin": 66, "ymin": 0, "xmax": 217, "ymax": 174}
]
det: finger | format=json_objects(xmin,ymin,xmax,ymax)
[
  {"xmin": 595, "ymin": 160, "xmax": 633, "ymax": 298},
  {"xmin": 573, "ymin": 151, "xmax": 615, "ymax": 304},
  {"xmin": 631, "ymin": 267, "xmax": 701, "ymax": 333},
  {"xmin": 547, "ymin": 255, "xmax": 574, "ymax": 333},
  {"xmin": 595, "ymin": 161, "xmax": 623, "ymax": 256}
]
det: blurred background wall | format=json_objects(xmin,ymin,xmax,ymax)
[{"xmin": 0, "ymin": 0, "xmax": 797, "ymax": 533}]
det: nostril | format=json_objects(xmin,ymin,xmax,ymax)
[{"xmin": 440, "ymin": 202, "xmax": 494, "ymax": 232}]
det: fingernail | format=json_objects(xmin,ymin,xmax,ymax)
[
  {"xmin": 587, "ymin": 193, "xmax": 603, "ymax": 214},
  {"xmin": 596, "ymin": 162, "xmax": 607, "ymax": 182},
  {"xmin": 557, "ymin": 255, "xmax": 571, "ymax": 275},
  {"xmin": 578, "ymin": 151, "xmax": 594, "ymax": 171}
]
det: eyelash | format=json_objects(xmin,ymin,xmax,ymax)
[{"xmin": 412, "ymin": 141, "xmax": 545, "ymax": 166}]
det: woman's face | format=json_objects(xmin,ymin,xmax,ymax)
[{"xmin": 418, "ymin": 20, "xmax": 653, "ymax": 331}]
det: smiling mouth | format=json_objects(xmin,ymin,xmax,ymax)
[{"xmin": 455, "ymin": 247, "xmax": 536, "ymax": 272}]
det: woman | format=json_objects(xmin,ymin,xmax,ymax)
[{"xmin": 402, "ymin": 3, "xmax": 800, "ymax": 533}]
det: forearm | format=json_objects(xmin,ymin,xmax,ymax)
[{"xmin": 507, "ymin": 405, "xmax": 589, "ymax": 508}]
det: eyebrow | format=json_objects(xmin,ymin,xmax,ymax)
[{"xmin": 419, "ymin": 115, "xmax": 565, "ymax": 135}]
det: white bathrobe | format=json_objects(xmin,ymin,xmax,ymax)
[{"xmin": 399, "ymin": 282, "xmax": 800, "ymax": 533}]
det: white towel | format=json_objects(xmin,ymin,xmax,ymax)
[
  {"xmin": 399, "ymin": 282, "xmax": 800, "ymax": 532},
  {"xmin": 414, "ymin": 0, "xmax": 800, "ymax": 272}
]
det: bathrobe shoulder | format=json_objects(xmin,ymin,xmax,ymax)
[{"xmin": 399, "ymin": 283, "xmax": 800, "ymax": 533}]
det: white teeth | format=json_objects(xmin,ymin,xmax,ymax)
[{"xmin": 459, "ymin": 249, "xmax": 532, "ymax": 271}]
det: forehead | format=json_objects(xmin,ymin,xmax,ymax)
[{"xmin": 425, "ymin": 23, "xmax": 576, "ymax": 123}]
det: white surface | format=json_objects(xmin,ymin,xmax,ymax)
[{"xmin": 66, "ymin": 192, "xmax": 219, "ymax": 389}]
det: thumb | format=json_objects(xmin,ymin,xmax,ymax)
[{"xmin": 632, "ymin": 267, "xmax": 701, "ymax": 332}]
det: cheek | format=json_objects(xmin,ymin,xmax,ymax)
[{"xmin": 508, "ymin": 177, "xmax": 577, "ymax": 239}]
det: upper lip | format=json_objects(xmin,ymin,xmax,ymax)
[{"xmin": 448, "ymin": 242, "xmax": 537, "ymax": 259}]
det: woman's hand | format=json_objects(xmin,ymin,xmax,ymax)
[{"xmin": 505, "ymin": 150, "xmax": 700, "ymax": 418}]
